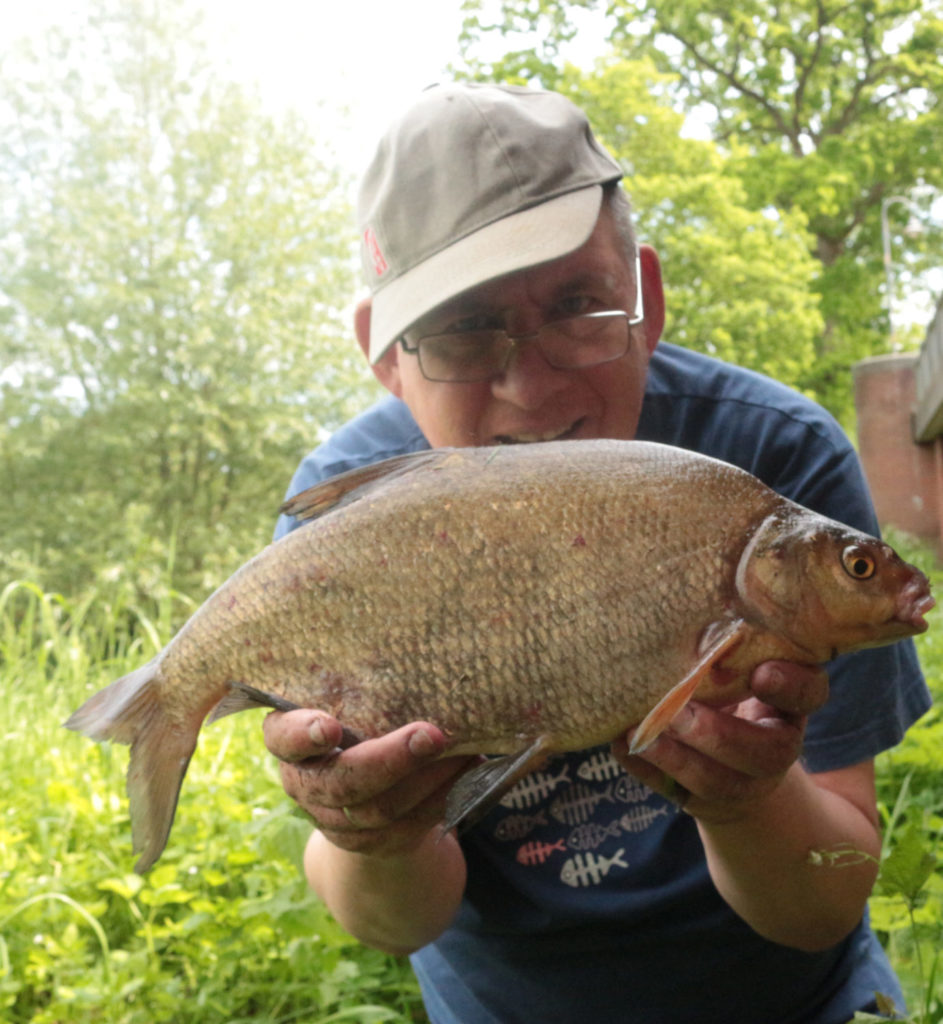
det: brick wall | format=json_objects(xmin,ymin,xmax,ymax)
[{"xmin": 853, "ymin": 353, "xmax": 943, "ymax": 555}]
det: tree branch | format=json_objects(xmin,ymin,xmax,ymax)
[
  {"xmin": 790, "ymin": 0, "xmax": 828, "ymax": 141},
  {"xmin": 665, "ymin": 21, "xmax": 798, "ymax": 152}
]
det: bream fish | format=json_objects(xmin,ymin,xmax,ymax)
[{"xmin": 65, "ymin": 440, "xmax": 934, "ymax": 871}]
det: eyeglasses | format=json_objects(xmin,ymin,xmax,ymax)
[{"xmin": 400, "ymin": 255, "xmax": 645, "ymax": 384}]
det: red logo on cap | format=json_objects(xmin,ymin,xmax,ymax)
[{"xmin": 364, "ymin": 226, "xmax": 388, "ymax": 277}]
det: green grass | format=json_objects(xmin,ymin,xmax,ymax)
[
  {"xmin": 0, "ymin": 579, "xmax": 425, "ymax": 1023},
  {"xmin": 1, "ymin": 535, "xmax": 941, "ymax": 1023}
]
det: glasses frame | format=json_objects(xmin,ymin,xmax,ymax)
[{"xmin": 400, "ymin": 253, "xmax": 645, "ymax": 383}]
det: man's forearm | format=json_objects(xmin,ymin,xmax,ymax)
[
  {"xmin": 697, "ymin": 761, "xmax": 881, "ymax": 952},
  {"xmin": 305, "ymin": 828, "xmax": 468, "ymax": 955}
]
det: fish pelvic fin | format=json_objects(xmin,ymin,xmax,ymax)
[
  {"xmin": 64, "ymin": 658, "xmax": 197, "ymax": 874},
  {"xmin": 207, "ymin": 682, "xmax": 364, "ymax": 749},
  {"xmin": 442, "ymin": 736, "xmax": 551, "ymax": 835},
  {"xmin": 629, "ymin": 619, "xmax": 749, "ymax": 755},
  {"xmin": 208, "ymin": 681, "xmax": 302, "ymax": 722}
]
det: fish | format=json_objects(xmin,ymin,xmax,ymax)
[
  {"xmin": 493, "ymin": 811, "xmax": 549, "ymax": 841},
  {"xmin": 618, "ymin": 805, "xmax": 671, "ymax": 834},
  {"xmin": 499, "ymin": 762, "xmax": 572, "ymax": 809},
  {"xmin": 577, "ymin": 751, "xmax": 626, "ymax": 782},
  {"xmin": 550, "ymin": 783, "xmax": 616, "ymax": 826},
  {"xmin": 613, "ymin": 775, "xmax": 651, "ymax": 804},
  {"xmin": 567, "ymin": 819, "xmax": 625, "ymax": 851},
  {"xmin": 64, "ymin": 439, "xmax": 935, "ymax": 872},
  {"xmin": 516, "ymin": 839, "xmax": 566, "ymax": 865},
  {"xmin": 560, "ymin": 848, "xmax": 629, "ymax": 888}
]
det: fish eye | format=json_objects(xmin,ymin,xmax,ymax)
[{"xmin": 841, "ymin": 545, "xmax": 876, "ymax": 580}]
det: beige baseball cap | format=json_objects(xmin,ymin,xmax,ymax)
[{"xmin": 358, "ymin": 82, "xmax": 624, "ymax": 363}]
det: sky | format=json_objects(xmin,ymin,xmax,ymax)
[
  {"xmin": 6, "ymin": 0, "xmax": 473, "ymax": 175},
  {"xmin": 200, "ymin": 0, "xmax": 471, "ymax": 172},
  {"xmin": 0, "ymin": 0, "xmax": 476, "ymax": 394}
]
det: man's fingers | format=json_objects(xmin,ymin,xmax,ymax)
[
  {"xmin": 292, "ymin": 723, "xmax": 447, "ymax": 807},
  {"xmin": 302, "ymin": 757, "xmax": 474, "ymax": 835},
  {"xmin": 663, "ymin": 702, "xmax": 805, "ymax": 777},
  {"xmin": 751, "ymin": 661, "xmax": 829, "ymax": 716},
  {"xmin": 273, "ymin": 722, "xmax": 477, "ymax": 856},
  {"xmin": 614, "ymin": 700, "xmax": 808, "ymax": 821},
  {"xmin": 265, "ymin": 715, "xmax": 478, "ymax": 841},
  {"xmin": 263, "ymin": 708, "xmax": 345, "ymax": 762}
]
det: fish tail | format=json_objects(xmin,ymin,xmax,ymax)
[{"xmin": 64, "ymin": 657, "xmax": 196, "ymax": 873}]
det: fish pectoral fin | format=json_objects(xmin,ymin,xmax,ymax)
[
  {"xmin": 208, "ymin": 681, "xmax": 302, "ymax": 722},
  {"xmin": 442, "ymin": 737, "xmax": 551, "ymax": 835},
  {"xmin": 629, "ymin": 619, "xmax": 749, "ymax": 755},
  {"xmin": 279, "ymin": 449, "xmax": 448, "ymax": 522}
]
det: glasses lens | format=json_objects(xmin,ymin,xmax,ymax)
[
  {"xmin": 411, "ymin": 310, "xmax": 634, "ymax": 382},
  {"xmin": 539, "ymin": 313, "xmax": 630, "ymax": 369},
  {"xmin": 417, "ymin": 330, "xmax": 510, "ymax": 382}
]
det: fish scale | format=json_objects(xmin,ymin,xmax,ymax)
[{"xmin": 64, "ymin": 439, "xmax": 934, "ymax": 872}]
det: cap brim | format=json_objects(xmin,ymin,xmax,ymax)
[{"xmin": 368, "ymin": 185, "xmax": 604, "ymax": 363}]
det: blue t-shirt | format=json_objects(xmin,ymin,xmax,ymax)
[{"xmin": 277, "ymin": 343, "xmax": 930, "ymax": 1024}]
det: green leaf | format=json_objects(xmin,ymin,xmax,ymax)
[{"xmin": 876, "ymin": 822, "xmax": 938, "ymax": 905}]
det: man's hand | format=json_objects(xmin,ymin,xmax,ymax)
[
  {"xmin": 614, "ymin": 661, "xmax": 882, "ymax": 950},
  {"xmin": 263, "ymin": 710, "xmax": 477, "ymax": 855},
  {"xmin": 263, "ymin": 710, "xmax": 472, "ymax": 952},
  {"xmin": 613, "ymin": 661, "xmax": 829, "ymax": 823}
]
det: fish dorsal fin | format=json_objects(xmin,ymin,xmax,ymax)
[
  {"xmin": 629, "ymin": 619, "xmax": 749, "ymax": 755},
  {"xmin": 442, "ymin": 736, "xmax": 551, "ymax": 834},
  {"xmin": 279, "ymin": 449, "xmax": 449, "ymax": 523}
]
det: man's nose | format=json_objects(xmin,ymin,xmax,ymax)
[{"xmin": 489, "ymin": 336, "xmax": 570, "ymax": 410}]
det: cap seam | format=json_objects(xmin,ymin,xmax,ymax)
[{"xmin": 465, "ymin": 91, "xmax": 527, "ymax": 200}]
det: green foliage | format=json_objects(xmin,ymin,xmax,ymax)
[
  {"xmin": 0, "ymin": 0, "xmax": 381, "ymax": 599},
  {"xmin": 465, "ymin": 54, "xmax": 825, "ymax": 394},
  {"xmin": 868, "ymin": 533, "xmax": 943, "ymax": 1023},
  {"xmin": 457, "ymin": 0, "xmax": 943, "ymax": 423},
  {"xmin": 0, "ymin": 579, "xmax": 426, "ymax": 1023}
]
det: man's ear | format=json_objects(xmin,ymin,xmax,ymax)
[
  {"xmin": 354, "ymin": 297, "xmax": 402, "ymax": 396},
  {"xmin": 638, "ymin": 245, "xmax": 665, "ymax": 356}
]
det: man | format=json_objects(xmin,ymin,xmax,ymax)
[{"xmin": 264, "ymin": 83, "xmax": 929, "ymax": 1023}]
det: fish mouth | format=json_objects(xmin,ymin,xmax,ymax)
[
  {"xmin": 894, "ymin": 576, "xmax": 935, "ymax": 633},
  {"xmin": 493, "ymin": 419, "xmax": 585, "ymax": 445}
]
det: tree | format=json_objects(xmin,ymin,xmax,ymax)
[
  {"xmin": 457, "ymin": 0, "xmax": 943, "ymax": 417},
  {"xmin": 0, "ymin": 0, "xmax": 376, "ymax": 598},
  {"xmin": 529, "ymin": 59, "xmax": 824, "ymax": 385}
]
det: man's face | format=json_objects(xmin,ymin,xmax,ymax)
[{"xmin": 364, "ymin": 204, "xmax": 664, "ymax": 448}]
